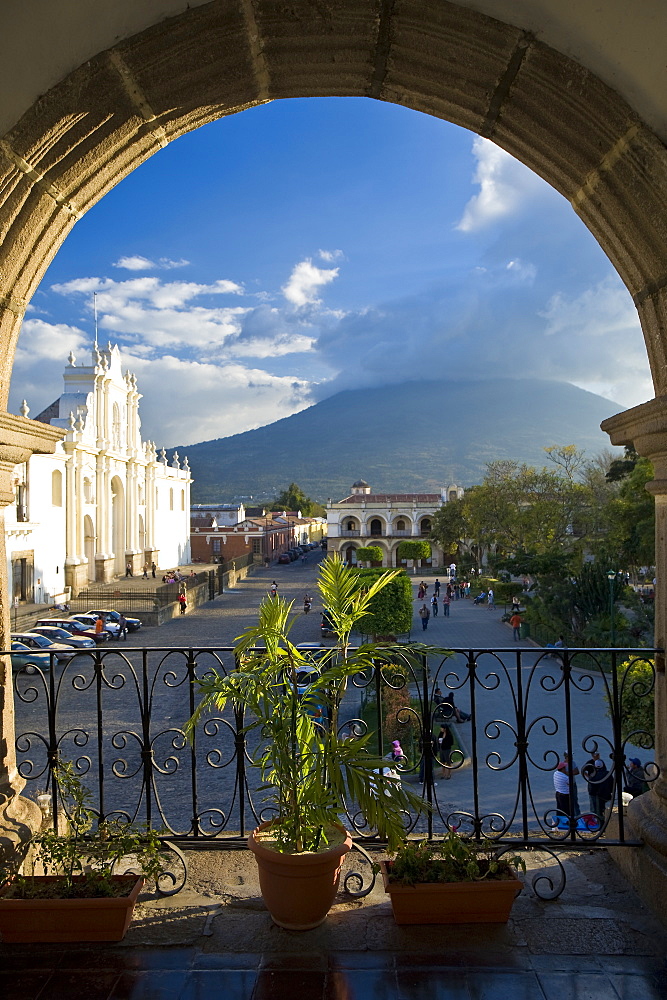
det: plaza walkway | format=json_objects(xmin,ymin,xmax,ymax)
[{"xmin": 4, "ymin": 561, "xmax": 666, "ymax": 998}]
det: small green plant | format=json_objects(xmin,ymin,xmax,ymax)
[
  {"xmin": 386, "ymin": 833, "xmax": 526, "ymax": 886},
  {"xmin": 4, "ymin": 761, "xmax": 167, "ymax": 900}
]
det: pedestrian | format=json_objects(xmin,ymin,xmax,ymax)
[
  {"xmin": 431, "ymin": 594, "xmax": 438, "ymax": 617},
  {"xmin": 487, "ymin": 587, "xmax": 495, "ymax": 608},
  {"xmin": 449, "ymin": 562, "xmax": 456, "ymax": 580},
  {"xmin": 151, "ymin": 561, "xmax": 156, "ymax": 578},
  {"xmin": 118, "ymin": 613, "xmax": 128, "ymax": 640},
  {"xmin": 417, "ymin": 581, "xmax": 426, "ymax": 600},
  {"xmin": 270, "ymin": 581, "xmax": 278, "ymax": 597},
  {"xmin": 301, "ymin": 551, "xmax": 307, "ymax": 564},
  {"xmin": 511, "ymin": 596, "xmax": 521, "ymax": 611},
  {"xmin": 178, "ymin": 592, "xmax": 187, "ymax": 615},
  {"xmin": 94, "ymin": 615, "xmax": 105, "ymax": 639},
  {"xmin": 125, "ymin": 561, "xmax": 133, "ymax": 578},
  {"xmin": 436, "ymin": 724, "xmax": 454, "ymax": 779},
  {"xmin": 624, "ymin": 758, "xmax": 649, "ymax": 798},
  {"xmin": 419, "ymin": 603, "xmax": 430, "ymax": 631},
  {"xmin": 434, "ymin": 578, "xmax": 441, "ymax": 596},
  {"xmin": 385, "ymin": 740, "xmax": 404, "ymax": 766},
  {"xmin": 510, "ymin": 611, "xmax": 522, "ymax": 641},
  {"xmin": 142, "ymin": 563, "xmax": 149, "ymax": 579},
  {"xmin": 442, "ymin": 593, "xmax": 450, "ymax": 616},
  {"xmin": 582, "ymin": 751, "xmax": 613, "ymax": 820},
  {"xmin": 442, "ymin": 692, "xmax": 471, "ymax": 723},
  {"xmin": 553, "ymin": 751, "xmax": 580, "ymax": 824}
]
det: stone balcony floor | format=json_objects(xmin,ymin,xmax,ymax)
[{"xmin": 2, "ymin": 846, "xmax": 666, "ymax": 999}]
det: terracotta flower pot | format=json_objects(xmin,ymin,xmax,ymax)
[
  {"xmin": 0, "ymin": 875, "xmax": 143, "ymax": 942},
  {"xmin": 380, "ymin": 861, "xmax": 522, "ymax": 924},
  {"xmin": 248, "ymin": 822, "xmax": 352, "ymax": 930}
]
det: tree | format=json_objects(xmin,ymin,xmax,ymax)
[
  {"xmin": 270, "ymin": 482, "xmax": 324, "ymax": 517},
  {"xmin": 356, "ymin": 545, "xmax": 383, "ymax": 566},
  {"xmin": 396, "ymin": 540, "xmax": 431, "ymax": 573}
]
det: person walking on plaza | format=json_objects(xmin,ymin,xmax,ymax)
[
  {"xmin": 419, "ymin": 603, "xmax": 430, "ymax": 631},
  {"xmin": 487, "ymin": 587, "xmax": 495, "ymax": 608},
  {"xmin": 151, "ymin": 561, "xmax": 157, "ymax": 578},
  {"xmin": 510, "ymin": 611, "xmax": 522, "ymax": 641},
  {"xmin": 553, "ymin": 752, "xmax": 580, "ymax": 823},
  {"xmin": 118, "ymin": 613, "xmax": 128, "ymax": 641},
  {"xmin": 442, "ymin": 593, "xmax": 451, "ymax": 616},
  {"xmin": 418, "ymin": 581, "xmax": 426, "ymax": 600},
  {"xmin": 434, "ymin": 578, "xmax": 441, "ymax": 596},
  {"xmin": 431, "ymin": 593, "xmax": 438, "ymax": 617},
  {"xmin": 125, "ymin": 561, "xmax": 133, "ymax": 578},
  {"xmin": 142, "ymin": 563, "xmax": 149, "ymax": 579},
  {"xmin": 178, "ymin": 592, "xmax": 187, "ymax": 615},
  {"xmin": 270, "ymin": 581, "xmax": 278, "ymax": 597}
]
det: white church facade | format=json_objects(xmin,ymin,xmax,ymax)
[{"xmin": 5, "ymin": 344, "xmax": 191, "ymax": 603}]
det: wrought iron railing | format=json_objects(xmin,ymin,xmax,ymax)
[{"xmin": 10, "ymin": 644, "xmax": 658, "ymax": 898}]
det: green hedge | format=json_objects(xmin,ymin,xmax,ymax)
[
  {"xmin": 352, "ymin": 568, "xmax": 414, "ymax": 636},
  {"xmin": 475, "ymin": 578, "xmax": 521, "ymax": 603}
]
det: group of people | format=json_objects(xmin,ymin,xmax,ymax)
[
  {"xmin": 417, "ymin": 579, "xmax": 470, "ymax": 601},
  {"xmin": 552, "ymin": 750, "xmax": 650, "ymax": 829}
]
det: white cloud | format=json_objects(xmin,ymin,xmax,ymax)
[
  {"xmin": 318, "ymin": 249, "xmax": 344, "ymax": 263},
  {"xmin": 282, "ymin": 258, "xmax": 339, "ymax": 308},
  {"xmin": 113, "ymin": 255, "xmax": 190, "ymax": 271},
  {"xmin": 113, "ymin": 255, "xmax": 157, "ymax": 271},
  {"xmin": 125, "ymin": 353, "xmax": 313, "ymax": 446},
  {"xmin": 456, "ymin": 137, "xmax": 546, "ymax": 233}
]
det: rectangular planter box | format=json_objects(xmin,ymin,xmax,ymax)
[
  {"xmin": 380, "ymin": 862, "xmax": 522, "ymax": 924},
  {"xmin": 0, "ymin": 875, "xmax": 143, "ymax": 942}
]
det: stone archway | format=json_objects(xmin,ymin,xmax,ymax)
[{"xmin": 2, "ymin": 1, "xmax": 667, "ymax": 904}]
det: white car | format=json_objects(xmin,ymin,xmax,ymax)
[{"xmin": 69, "ymin": 614, "xmax": 121, "ymax": 638}]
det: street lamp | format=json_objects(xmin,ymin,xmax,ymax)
[{"xmin": 607, "ymin": 569, "xmax": 617, "ymax": 647}]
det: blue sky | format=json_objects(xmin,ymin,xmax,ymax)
[{"xmin": 9, "ymin": 97, "xmax": 650, "ymax": 447}]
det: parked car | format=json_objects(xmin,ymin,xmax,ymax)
[
  {"xmin": 34, "ymin": 618, "xmax": 110, "ymax": 643},
  {"xmin": 87, "ymin": 609, "xmax": 142, "ymax": 632},
  {"xmin": 10, "ymin": 640, "xmax": 51, "ymax": 673},
  {"xmin": 30, "ymin": 625, "xmax": 96, "ymax": 650},
  {"xmin": 69, "ymin": 613, "xmax": 120, "ymax": 639},
  {"xmin": 320, "ymin": 609, "xmax": 337, "ymax": 639},
  {"xmin": 11, "ymin": 631, "xmax": 76, "ymax": 662},
  {"xmin": 277, "ymin": 553, "xmax": 291, "ymax": 564}
]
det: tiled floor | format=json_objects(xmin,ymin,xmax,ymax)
[{"xmin": 0, "ymin": 948, "xmax": 665, "ymax": 999}]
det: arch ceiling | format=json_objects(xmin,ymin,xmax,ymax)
[{"xmin": 2, "ymin": 1, "xmax": 667, "ymax": 403}]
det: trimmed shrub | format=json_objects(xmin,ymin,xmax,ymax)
[{"xmin": 352, "ymin": 568, "xmax": 414, "ymax": 636}]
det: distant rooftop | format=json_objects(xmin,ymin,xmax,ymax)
[{"xmin": 338, "ymin": 493, "xmax": 442, "ymax": 504}]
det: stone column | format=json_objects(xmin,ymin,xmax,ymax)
[
  {"xmin": 0, "ymin": 413, "xmax": 63, "ymax": 862},
  {"xmin": 602, "ymin": 398, "xmax": 667, "ymax": 912}
]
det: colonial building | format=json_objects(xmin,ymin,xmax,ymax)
[
  {"xmin": 5, "ymin": 344, "xmax": 191, "ymax": 601},
  {"xmin": 190, "ymin": 505, "xmax": 326, "ymax": 564},
  {"xmin": 326, "ymin": 480, "xmax": 464, "ymax": 568}
]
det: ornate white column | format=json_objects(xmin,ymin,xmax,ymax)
[
  {"xmin": 0, "ymin": 413, "xmax": 63, "ymax": 862},
  {"xmin": 602, "ymin": 398, "xmax": 667, "ymax": 911}
]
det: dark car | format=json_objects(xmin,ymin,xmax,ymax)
[
  {"xmin": 11, "ymin": 631, "xmax": 75, "ymax": 661},
  {"xmin": 277, "ymin": 553, "xmax": 291, "ymax": 564},
  {"xmin": 87, "ymin": 609, "xmax": 142, "ymax": 632},
  {"xmin": 10, "ymin": 640, "xmax": 51, "ymax": 673},
  {"xmin": 320, "ymin": 609, "xmax": 337, "ymax": 639},
  {"xmin": 34, "ymin": 618, "xmax": 109, "ymax": 643}
]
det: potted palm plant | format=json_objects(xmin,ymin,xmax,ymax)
[
  {"xmin": 186, "ymin": 555, "xmax": 433, "ymax": 930},
  {"xmin": 0, "ymin": 761, "xmax": 168, "ymax": 942},
  {"xmin": 380, "ymin": 833, "xmax": 525, "ymax": 924}
]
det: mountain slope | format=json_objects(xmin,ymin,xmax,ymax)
[{"xmin": 173, "ymin": 379, "xmax": 623, "ymax": 503}]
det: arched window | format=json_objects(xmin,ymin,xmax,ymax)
[
  {"xmin": 51, "ymin": 469, "xmax": 63, "ymax": 507},
  {"xmin": 396, "ymin": 519, "xmax": 405, "ymax": 530},
  {"xmin": 346, "ymin": 520, "xmax": 356, "ymax": 531},
  {"xmin": 420, "ymin": 518, "xmax": 431, "ymax": 535},
  {"xmin": 370, "ymin": 518, "xmax": 382, "ymax": 536}
]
